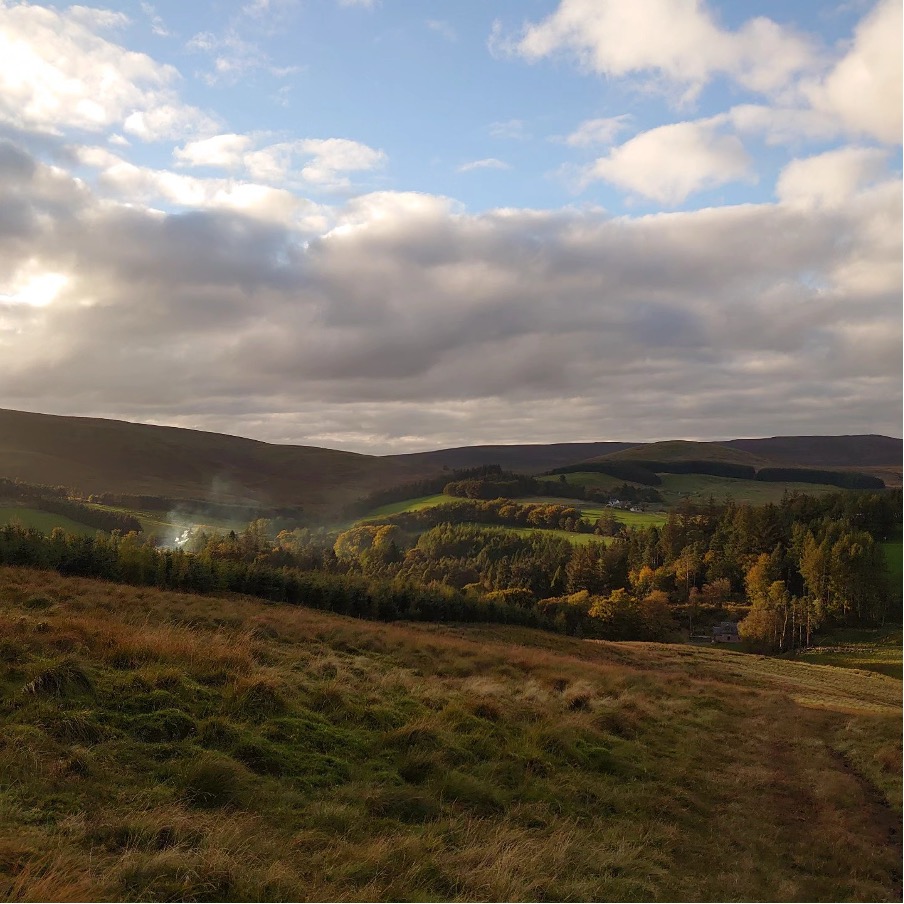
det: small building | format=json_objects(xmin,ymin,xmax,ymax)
[{"xmin": 712, "ymin": 621, "xmax": 741, "ymax": 644}]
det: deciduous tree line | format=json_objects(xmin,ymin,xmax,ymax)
[{"xmin": 0, "ymin": 489, "xmax": 898, "ymax": 648}]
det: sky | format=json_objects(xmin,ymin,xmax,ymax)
[{"xmin": 0, "ymin": 0, "xmax": 901, "ymax": 454}]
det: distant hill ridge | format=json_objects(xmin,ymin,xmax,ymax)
[{"xmin": 0, "ymin": 408, "xmax": 900, "ymax": 513}]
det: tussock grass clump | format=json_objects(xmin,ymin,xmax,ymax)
[
  {"xmin": 23, "ymin": 658, "xmax": 93, "ymax": 698},
  {"xmin": 178, "ymin": 754, "xmax": 253, "ymax": 809},
  {"xmin": 364, "ymin": 785, "xmax": 442, "ymax": 823},
  {"xmin": 23, "ymin": 594, "xmax": 55, "ymax": 611},
  {"xmin": 224, "ymin": 675, "xmax": 286, "ymax": 721},
  {"xmin": 116, "ymin": 848, "xmax": 237, "ymax": 902},
  {"xmin": 35, "ymin": 708, "xmax": 104, "ymax": 745},
  {"xmin": 130, "ymin": 709, "xmax": 197, "ymax": 743}
]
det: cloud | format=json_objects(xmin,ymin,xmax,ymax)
[
  {"xmin": 0, "ymin": 1, "xmax": 209, "ymax": 139},
  {"xmin": 457, "ymin": 158, "xmax": 511, "ymax": 173},
  {"xmin": 0, "ymin": 139, "xmax": 898, "ymax": 451},
  {"xmin": 140, "ymin": 2, "xmax": 171, "ymax": 37},
  {"xmin": 74, "ymin": 144, "xmax": 328, "ymax": 227},
  {"xmin": 174, "ymin": 133, "xmax": 255, "ymax": 169},
  {"xmin": 564, "ymin": 115, "xmax": 632, "ymax": 147},
  {"xmin": 807, "ymin": 0, "xmax": 902, "ymax": 144},
  {"xmin": 506, "ymin": 0, "xmax": 820, "ymax": 101},
  {"xmin": 776, "ymin": 146, "xmax": 890, "ymax": 209},
  {"xmin": 727, "ymin": 104, "xmax": 840, "ymax": 146},
  {"xmin": 426, "ymin": 19, "xmax": 456, "ymax": 42},
  {"xmin": 581, "ymin": 118, "xmax": 753, "ymax": 204},
  {"xmin": 175, "ymin": 134, "xmax": 387, "ymax": 191},
  {"xmin": 489, "ymin": 119, "xmax": 529, "ymax": 140}
]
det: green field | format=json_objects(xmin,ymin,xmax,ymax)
[
  {"xmin": 358, "ymin": 493, "xmax": 460, "ymax": 519},
  {"xmin": 0, "ymin": 506, "xmax": 98, "ymax": 537},
  {"xmin": 656, "ymin": 474, "xmax": 847, "ymax": 507},
  {"xmin": 795, "ymin": 628, "xmax": 902, "ymax": 679},
  {"xmin": 359, "ymin": 494, "xmax": 667, "ymax": 531},
  {"xmin": 881, "ymin": 540, "xmax": 902, "ymax": 589},
  {"xmin": 538, "ymin": 473, "xmax": 627, "ymax": 491},
  {"xmin": 522, "ymin": 498, "xmax": 668, "ymax": 528},
  {"xmin": 553, "ymin": 471, "xmax": 849, "ymax": 508}
]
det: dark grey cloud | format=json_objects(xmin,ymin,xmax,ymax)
[{"xmin": 0, "ymin": 141, "xmax": 900, "ymax": 452}]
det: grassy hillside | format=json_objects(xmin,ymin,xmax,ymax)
[
  {"xmin": 550, "ymin": 471, "xmax": 870, "ymax": 508},
  {"xmin": 724, "ymin": 435, "xmax": 903, "ymax": 468},
  {"xmin": 597, "ymin": 440, "xmax": 767, "ymax": 465},
  {"xmin": 2, "ymin": 409, "xmax": 899, "ymax": 518},
  {"xmin": 356, "ymin": 494, "xmax": 668, "ymax": 535},
  {"xmin": 0, "ymin": 408, "xmax": 425, "ymax": 515},
  {"xmin": 0, "ymin": 566, "xmax": 899, "ymax": 902},
  {"xmin": 794, "ymin": 628, "xmax": 902, "ymax": 679},
  {"xmin": 388, "ymin": 441, "xmax": 637, "ymax": 474},
  {"xmin": 0, "ymin": 506, "xmax": 98, "ymax": 537}
]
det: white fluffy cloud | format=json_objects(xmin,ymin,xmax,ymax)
[
  {"xmin": 0, "ymin": 2, "xmax": 213, "ymax": 139},
  {"xmin": 582, "ymin": 118, "xmax": 752, "ymax": 204},
  {"xmin": 509, "ymin": 0, "xmax": 818, "ymax": 100},
  {"xmin": 808, "ymin": 0, "xmax": 902, "ymax": 144},
  {"xmin": 776, "ymin": 147, "xmax": 891, "ymax": 209},
  {"xmin": 175, "ymin": 134, "xmax": 386, "ymax": 190},
  {"xmin": 564, "ymin": 115, "xmax": 632, "ymax": 148}
]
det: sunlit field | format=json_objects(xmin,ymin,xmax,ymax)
[{"xmin": 0, "ymin": 565, "xmax": 899, "ymax": 902}]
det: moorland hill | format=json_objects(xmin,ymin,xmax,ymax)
[{"xmin": 0, "ymin": 408, "xmax": 900, "ymax": 517}]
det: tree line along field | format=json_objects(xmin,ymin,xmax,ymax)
[
  {"xmin": 0, "ymin": 566, "xmax": 900, "ymax": 903},
  {"xmin": 355, "ymin": 493, "xmax": 668, "ymax": 535},
  {"xmin": 545, "ymin": 471, "xmax": 853, "ymax": 507}
]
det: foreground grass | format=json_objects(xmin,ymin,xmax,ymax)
[{"xmin": 0, "ymin": 567, "xmax": 900, "ymax": 902}]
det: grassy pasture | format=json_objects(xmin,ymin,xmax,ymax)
[
  {"xmin": 794, "ymin": 628, "xmax": 903, "ymax": 680},
  {"xmin": 0, "ymin": 565, "xmax": 899, "ymax": 902},
  {"xmin": 358, "ymin": 493, "xmax": 459, "ymax": 519},
  {"xmin": 358, "ymin": 494, "xmax": 667, "ymax": 531},
  {"xmin": 512, "ymin": 497, "xmax": 668, "ymax": 528},
  {"xmin": 0, "ymin": 505, "xmax": 97, "ymax": 537},
  {"xmin": 554, "ymin": 471, "xmax": 847, "ymax": 508},
  {"xmin": 656, "ymin": 473, "xmax": 847, "ymax": 507},
  {"xmin": 881, "ymin": 540, "xmax": 902, "ymax": 590}
]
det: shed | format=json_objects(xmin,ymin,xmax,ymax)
[{"xmin": 711, "ymin": 621, "xmax": 741, "ymax": 644}]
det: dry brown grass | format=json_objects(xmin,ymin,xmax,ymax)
[{"xmin": 0, "ymin": 565, "xmax": 900, "ymax": 902}]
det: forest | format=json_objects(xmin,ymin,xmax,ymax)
[{"xmin": 0, "ymin": 488, "xmax": 898, "ymax": 653}]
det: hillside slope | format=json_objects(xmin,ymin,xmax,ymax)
[
  {"xmin": 0, "ymin": 566, "xmax": 899, "ymax": 902},
  {"xmin": 724, "ymin": 434, "xmax": 902, "ymax": 467},
  {"xmin": 387, "ymin": 441, "xmax": 637, "ymax": 474},
  {"xmin": 1, "ymin": 408, "xmax": 899, "ymax": 513},
  {"xmin": 0, "ymin": 408, "xmax": 425, "ymax": 513}
]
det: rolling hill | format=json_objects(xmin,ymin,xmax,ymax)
[
  {"xmin": 0, "ymin": 408, "xmax": 427, "ymax": 514},
  {"xmin": 0, "ymin": 408, "xmax": 899, "ymax": 518}
]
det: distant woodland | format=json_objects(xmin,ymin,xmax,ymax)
[{"xmin": 1, "ymin": 486, "xmax": 898, "ymax": 653}]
